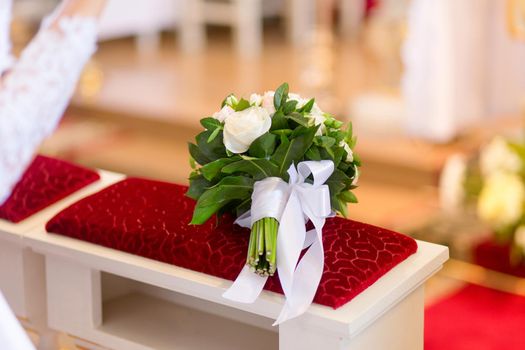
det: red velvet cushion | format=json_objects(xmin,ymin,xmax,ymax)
[
  {"xmin": 474, "ymin": 239, "xmax": 525, "ymax": 277},
  {"xmin": 46, "ymin": 178, "xmax": 417, "ymax": 309},
  {"xmin": 0, "ymin": 155, "xmax": 100, "ymax": 223}
]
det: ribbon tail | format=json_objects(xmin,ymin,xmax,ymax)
[
  {"xmin": 276, "ymin": 191, "xmax": 307, "ymax": 297},
  {"xmin": 222, "ymin": 265, "xmax": 267, "ymax": 303},
  {"xmin": 273, "ymin": 219, "xmax": 325, "ymax": 325}
]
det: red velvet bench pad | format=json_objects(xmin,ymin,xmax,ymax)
[
  {"xmin": 0, "ymin": 155, "xmax": 100, "ymax": 223},
  {"xmin": 46, "ymin": 178, "xmax": 418, "ymax": 309}
]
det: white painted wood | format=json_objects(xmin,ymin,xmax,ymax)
[
  {"xmin": 46, "ymin": 256, "xmax": 102, "ymax": 334},
  {"xmin": 281, "ymin": 285, "xmax": 424, "ymax": 349}
]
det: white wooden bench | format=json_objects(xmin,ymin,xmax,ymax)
[
  {"xmin": 31, "ymin": 209, "xmax": 447, "ymax": 349},
  {"xmin": 1, "ymin": 169, "xmax": 448, "ymax": 350}
]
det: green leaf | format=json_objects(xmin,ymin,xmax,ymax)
[
  {"xmin": 314, "ymin": 136, "xmax": 336, "ymax": 148},
  {"xmin": 272, "ymin": 129, "xmax": 293, "ymax": 137},
  {"xmin": 200, "ymin": 117, "xmax": 221, "ymax": 130},
  {"xmin": 207, "ymin": 126, "xmax": 222, "ymax": 143},
  {"xmin": 186, "ymin": 174, "xmax": 212, "ymax": 200},
  {"xmin": 270, "ymin": 111, "xmax": 289, "ymax": 130},
  {"xmin": 274, "ymin": 83, "xmax": 289, "ymax": 110},
  {"xmin": 353, "ymin": 152, "xmax": 362, "ymax": 166},
  {"xmin": 328, "ymin": 130, "xmax": 347, "ymax": 143},
  {"xmin": 201, "ymin": 157, "xmax": 241, "ymax": 181},
  {"xmin": 346, "ymin": 123, "xmax": 354, "ymax": 142},
  {"xmin": 305, "ymin": 146, "xmax": 321, "ymax": 161},
  {"xmin": 287, "ymin": 112, "xmax": 310, "ymax": 127},
  {"xmin": 234, "ymin": 98, "xmax": 251, "ymax": 111},
  {"xmin": 235, "ymin": 197, "xmax": 252, "ymax": 218},
  {"xmin": 271, "ymin": 126, "xmax": 317, "ymax": 177},
  {"xmin": 282, "ymin": 100, "xmax": 298, "ymax": 115},
  {"xmin": 333, "ymin": 146, "xmax": 345, "ymax": 167},
  {"xmin": 348, "ymin": 135, "xmax": 357, "ymax": 149},
  {"xmin": 189, "ymin": 157, "xmax": 197, "ymax": 169},
  {"xmin": 196, "ymin": 130, "xmax": 227, "ymax": 161},
  {"xmin": 332, "ymin": 196, "xmax": 349, "ymax": 218},
  {"xmin": 298, "ymin": 98, "xmax": 315, "ymax": 113},
  {"xmin": 291, "ymin": 125, "xmax": 314, "ymax": 138},
  {"xmin": 222, "ymin": 158, "xmax": 279, "ymax": 180},
  {"xmin": 191, "ymin": 176, "xmax": 254, "ymax": 224},
  {"xmin": 339, "ymin": 190, "xmax": 358, "ymax": 204},
  {"xmin": 331, "ymin": 120, "xmax": 344, "ymax": 129},
  {"xmin": 249, "ymin": 133, "xmax": 277, "ymax": 158},
  {"xmin": 188, "ymin": 142, "xmax": 211, "ymax": 165},
  {"xmin": 326, "ymin": 169, "xmax": 351, "ymax": 197}
]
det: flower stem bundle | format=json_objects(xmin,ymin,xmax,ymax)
[{"xmin": 247, "ymin": 217, "xmax": 279, "ymax": 276}]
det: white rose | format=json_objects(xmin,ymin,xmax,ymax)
[
  {"xmin": 478, "ymin": 171, "xmax": 525, "ymax": 228},
  {"xmin": 212, "ymin": 105, "xmax": 235, "ymax": 122},
  {"xmin": 514, "ymin": 226, "xmax": 525, "ymax": 255},
  {"xmin": 480, "ymin": 137, "xmax": 521, "ymax": 177},
  {"xmin": 339, "ymin": 141, "xmax": 354, "ymax": 162},
  {"xmin": 223, "ymin": 107, "xmax": 271, "ymax": 154},
  {"xmin": 439, "ymin": 154, "xmax": 467, "ymax": 212},
  {"xmin": 249, "ymin": 93, "xmax": 262, "ymax": 106},
  {"xmin": 262, "ymin": 91, "xmax": 275, "ymax": 115}
]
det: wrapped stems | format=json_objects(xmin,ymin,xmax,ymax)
[{"xmin": 247, "ymin": 217, "xmax": 279, "ymax": 276}]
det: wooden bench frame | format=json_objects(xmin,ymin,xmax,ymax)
[{"xmin": 0, "ymin": 170, "xmax": 448, "ymax": 350}]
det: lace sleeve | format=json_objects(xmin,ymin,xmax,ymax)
[{"xmin": 0, "ymin": 16, "xmax": 98, "ymax": 204}]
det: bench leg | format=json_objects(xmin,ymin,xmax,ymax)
[
  {"xmin": 280, "ymin": 320, "xmax": 343, "ymax": 349},
  {"xmin": 279, "ymin": 285, "xmax": 425, "ymax": 350},
  {"xmin": 46, "ymin": 256, "xmax": 102, "ymax": 336}
]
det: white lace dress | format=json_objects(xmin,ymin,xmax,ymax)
[{"xmin": 0, "ymin": 0, "xmax": 98, "ymax": 204}]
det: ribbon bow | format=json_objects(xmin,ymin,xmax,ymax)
[{"xmin": 223, "ymin": 160, "xmax": 334, "ymax": 325}]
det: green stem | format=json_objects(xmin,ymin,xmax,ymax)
[{"xmin": 246, "ymin": 217, "xmax": 279, "ymax": 276}]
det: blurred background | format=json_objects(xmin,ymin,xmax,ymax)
[{"xmin": 9, "ymin": 0, "xmax": 525, "ymax": 348}]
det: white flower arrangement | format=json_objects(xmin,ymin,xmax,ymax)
[
  {"xmin": 188, "ymin": 83, "xmax": 360, "ymax": 275},
  {"xmin": 440, "ymin": 136, "xmax": 525, "ymax": 260},
  {"xmin": 187, "ymin": 83, "xmax": 361, "ymax": 323}
]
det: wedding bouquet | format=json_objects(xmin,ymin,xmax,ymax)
[
  {"xmin": 187, "ymin": 83, "xmax": 360, "ymax": 322},
  {"xmin": 440, "ymin": 136, "xmax": 525, "ymax": 260}
]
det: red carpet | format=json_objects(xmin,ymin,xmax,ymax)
[{"xmin": 425, "ymin": 284, "xmax": 525, "ymax": 350}]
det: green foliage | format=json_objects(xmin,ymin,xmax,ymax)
[
  {"xmin": 234, "ymin": 98, "xmax": 251, "ymax": 111},
  {"xmin": 272, "ymin": 126, "xmax": 318, "ymax": 178},
  {"xmin": 190, "ymin": 176, "xmax": 254, "ymax": 224},
  {"xmin": 249, "ymin": 133, "xmax": 277, "ymax": 158},
  {"xmin": 187, "ymin": 82, "xmax": 361, "ymax": 224},
  {"xmin": 273, "ymin": 83, "xmax": 289, "ymax": 110},
  {"xmin": 223, "ymin": 158, "xmax": 280, "ymax": 180}
]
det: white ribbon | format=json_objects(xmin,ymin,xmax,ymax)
[{"xmin": 223, "ymin": 160, "xmax": 334, "ymax": 325}]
